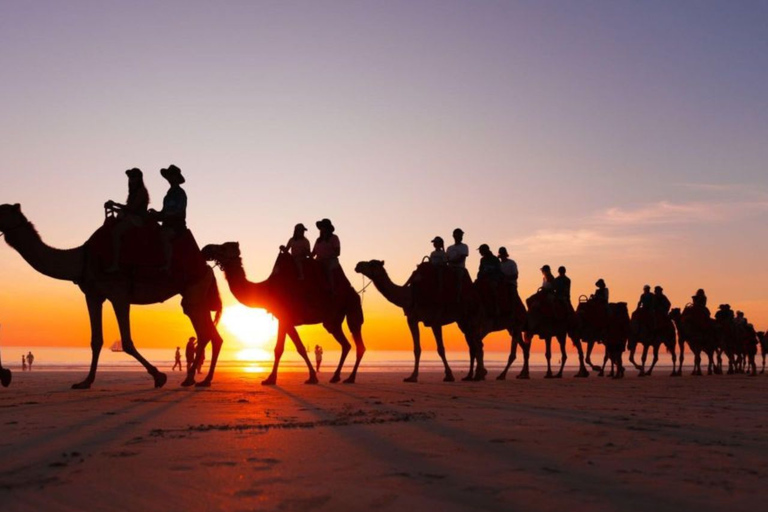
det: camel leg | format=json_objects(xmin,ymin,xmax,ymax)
[
  {"xmin": 517, "ymin": 334, "xmax": 531, "ymax": 379},
  {"xmin": 286, "ymin": 326, "xmax": 318, "ymax": 384},
  {"xmin": 628, "ymin": 342, "xmax": 642, "ymax": 371},
  {"xmin": 328, "ymin": 328, "xmax": 352, "ymax": 384},
  {"xmin": 544, "ymin": 337, "xmax": 553, "ymax": 378},
  {"xmin": 343, "ymin": 326, "xmax": 366, "ymax": 384},
  {"xmin": 639, "ymin": 345, "xmax": 649, "ymax": 376},
  {"xmin": 761, "ymin": 352, "xmax": 765, "ymax": 374},
  {"xmin": 262, "ymin": 324, "xmax": 288, "ymax": 385},
  {"xmin": 600, "ymin": 352, "xmax": 609, "ymax": 377},
  {"xmin": 498, "ymin": 330, "xmax": 519, "ymax": 380},
  {"xmin": 463, "ymin": 338, "xmax": 476, "ymax": 382},
  {"xmin": 432, "ymin": 326, "xmax": 454, "ymax": 382},
  {"xmin": 72, "ymin": 295, "xmax": 105, "ymax": 389},
  {"xmin": 668, "ymin": 342, "xmax": 677, "ymax": 376},
  {"xmin": 112, "ymin": 300, "xmax": 166, "ymax": 388},
  {"xmin": 404, "ymin": 317, "xmax": 421, "ymax": 383},
  {"xmin": 677, "ymin": 340, "xmax": 685, "ymax": 376},
  {"xmin": 586, "ymin": 341, "xmax": 600, "ymax": 372},
  {"xmin": 183, "ymin": 308, "xmax": 225, "ymax": 388},
  {"xmin": 572, "ymin": 337, "xmax": 589, "ymax": 378},
  {"xmin": 647, "ymin": 345, "xmax": 659, "ymax": 376},
  {"xmin": 555, "ymin": 334, "xmax": 567, "ymax": 378},
  {"xmin": 472, "ymin": 336, "xmax": 487, "ymax": 381}
]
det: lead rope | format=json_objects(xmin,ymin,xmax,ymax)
[{"xmin": 357, "ymin": 276, "xmax": 372, "ymax": 303}]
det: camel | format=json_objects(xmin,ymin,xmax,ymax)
[
  {"xmin": 570, "ymin": 298, "xmax": 631, "ymax": 378},
  {"xmin": 0, "ymin": 203, "xmax": 223, "ymax": 389},
  {"xmin": 354, "ymin": 260, "xmax": 485, "ymax": 382},
  {"xmin": 204, "ymin": 243, "xmax": 364, "ymax": 385},
  {"xmin": 628, "ymin": 308, "xmax": 679, "ymax": 376},
  {"xmin": 758, "ymin": 332, "xmax": 768, "ymax": 374},
  {"xmin": 519, "ymin": 292, "xmax": 572, "ymax": 379},
  {"xmin": 480, "ymin": 283, "xmax": 529, "ymax": 381},
  {"xmin": 669, "ymin": 307, "xmax": 718, "ymax": 375}
]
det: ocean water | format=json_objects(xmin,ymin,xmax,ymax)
[{"xmin": 1, "ymin": 347, "xmax": 619, "ymax": 373}]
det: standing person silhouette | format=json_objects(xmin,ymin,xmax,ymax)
[
  {"xmin": 172, "ymin": 347, "xmax": 182, "ymax": 371},
  {"xmin": 312, "ymin": 219, "xmax": 341, "ymax": 292},
  {"xmin": 105, "ymin": 168, "xmax": 150, "ymax": 272},
  {"xmin": 26, "ymin": 351, "xmax": 34, "ymax": 371},
  {"xmin": 21, "ymin": 355, "xmax": 26, "ymax": 371},
  {"xmin": 314, "ymin": 345, "xmax": 323, "ymax": 372},
  {"xmin": 185, "ymin": 337, "xmax": 196, "ymax": 372},
  {"xmin": 149, "ymin": 164, "xmax": 187, "ymax": 269}
]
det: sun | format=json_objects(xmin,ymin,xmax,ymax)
[{"xmin": 220, "ymin": 304, "xmax": 278, "ymax": 349}]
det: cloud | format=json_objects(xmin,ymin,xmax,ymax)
[
  {"xmin": 596, "ymin": 200, "xmax": 768, "ymax": 226},
  {"xmin": 510, "ymin": 228, "xmax": 647, "ymax": 257}
]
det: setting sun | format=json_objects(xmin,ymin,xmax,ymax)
[{"xmin": 220, "ymin": 304, "xmax": 278, "ymax": 349}]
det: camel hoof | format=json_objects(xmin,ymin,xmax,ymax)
[
  {"xmin": 516, "ymin": 372, "xmax": 530, "ymax": 380},
  {"xmin": 544, "ymin": 373, "xmax": 553, "ymax": 379},
  {"xmin": 496, "ymin": 373, "xmax": 507, "ymax": 381},
  {"xmin": 444, "ymin": 373, "xmax": 455, "ymax": 382},
  {"xmin": 343, "ymin": 376, "xmax": 356, "ymax": 384},
  {"xmin": 403, "ymin": 375, "xmax": 418, "ymax": 383},
  {"xmin": 72, "ymin": 380, "xmax": 92, "ymax": 390},
  {"xmin": 473, "ymin": 369, "xmax": 487, "ymax": 381},
  {"xmin": 329, "ymin": 374, "xmax": 341, "ymax": 384},
  {"xmin": 574, "ymin": 371, "xmax": 589, "ymax": 378},
  {"xmin": 554, "ymin": 373, "xmax": 563, "ymax": 379},
  {"xmin": 154, "ymin": 372, "xmax": 168, "ymax": 389},
  {"xmin": 194, "ymin": 379, "xmax": 211, "ymax": 388},
  {"xmin": 306, "ymin": 375, "xmax": 319, "ymax": 384},
  {"xmin": 0, "ymin": 369, "xmax": 11, "ymax": 388},
  {"xmin": 461, "ymin": 374, "xmax": 474, "ymax": 382},
  {"xmin": 261, "ymin": 376, "xmax": 277, "ymax": 386},
  {"xmin": 180, "ymin": 377, "xmax": 196, "ymax": 387},
  {"xmin": 670, "ymin": 372, "xmax": 681, "ymax": 377},
  {"xmin": 590, "ymin": 366, "xmax": 602, "ymax": 372}
]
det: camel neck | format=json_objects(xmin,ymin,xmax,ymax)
[
  {"xmin": 220, "ymin": 260, "xmax": 271, "ymax": 309},
  {"xmin": 369, "ymin": 270, "xmax": 412, "ymax": 309},
  {"xmin": 3, "ymin": 222, "xmax": 84, "ymax": 282}
]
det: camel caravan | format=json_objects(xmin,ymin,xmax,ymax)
[{"xmin": 0, "ymin": 166, "xmax": 765, "ymax": 388}]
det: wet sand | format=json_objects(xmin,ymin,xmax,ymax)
[{"xmin": 1, "ymin": 370, "xmax": 766, "ymax": 511}]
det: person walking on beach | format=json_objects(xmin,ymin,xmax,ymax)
[
  {"xmin": 172, "ymin": 347, "xmax": 182, "ymax": 371},
  {"xmin": 21, "ymin": 355, "xmax": 26, "ymax": 371},
  {"xmin": 185, "ymin": 337, "xmax": 196, "ymax": 371},
  {"xmin": 26, "ymin": 351, "xmax": 34, "ymax": 371},
  {"xmin": 314, "ymin": 345, "xmax": 323, "ymax": 372}
]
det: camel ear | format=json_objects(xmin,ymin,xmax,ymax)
[
  {"xmin": 13, "ymin": 203, "xmax": 20, "ymax": 211},
  {"xmin": 381, "ymin": 260, "xmax": 385, "ymax": 266}
]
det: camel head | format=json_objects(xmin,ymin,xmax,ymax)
[
  {"xmin": 0, "ymin": 204, "xmax": 26, "ymax": 235},
  {"xmin": 201, "ymin": 242, "xmax": 242, "ymax": 267},
  {"xmin": 354, "ymin": 260, "xmax": 386, "ymax": 280}
]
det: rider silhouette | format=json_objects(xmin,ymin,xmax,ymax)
[{"xmin": 106, "ymin": 168, "xmax": 149, "ymax": 272}]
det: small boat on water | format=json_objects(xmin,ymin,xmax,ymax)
[{"xmin": 110, "ymin": 340, "xmax": 123, "ymax": 352}]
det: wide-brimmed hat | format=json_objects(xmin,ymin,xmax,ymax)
[
  {"xmin": 596, "ymin": 279, "xmax": 606, "ymax": 287},
  {"xmin": 295, "ymin": 223, "xmax": 307, "ymax": 232},
  {"xmin": 498, "ymin": 247, "xmax": 509, "ymax": 257},
  {"xmin": 655, "ymin": 285, "xmax": 663, "ymax": 292},
  {"xmin": 125, "ymin": 168, "xmax": 143, "ymax": 178},
  {"xmin": 316, "ymin": 218, "xmax": 335, "ymax": 232},
  {"xmin": 431, "ymin": 236, "xmax": 444, "ymax": 244},
  {"xmin": 160, "ymin": 164, "xmax": 185, "ymax": 184}
]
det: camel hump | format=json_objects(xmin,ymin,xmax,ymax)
[
  {"xmin": 409, "ymin": 263, "xmax": 472, "ymax": 307},
  {"xmin": 86, "ymin": 218, "xmax": 208, "ymax": 282}
]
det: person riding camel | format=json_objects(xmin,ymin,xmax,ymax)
[
  {"xmin": 735, "ymin": 310, "xmax": 747, "ymax": 327},
  {"xmin": 148, "ymin": 164, "xmax": 187, "ymax": 269},
  {"xmin": 105, "ymin": 168, "xmax": 149, "ymax": 272},
  {"xmin": 312, "ymin": 218, "xmax": 341, "ymax": 292},
  {"xmin": 429, "ymin": 237, "xmax": 448, "ymax": 265},
  {"xmin": 498, "ymin": 247, "xmax": 518, "ymax": 292},
  {"xmin": 553, "ymin": 266, "xmax": 572, "ymax": 308},
  {"xmin": 691, "ymin": 288, "xmax": 710, "ymax": 316},
  {"xmin": 280, "ymin": 223, "xmax": 310, "ymax": 280},
  {"xmin": 638, "ymin": 285, "xmax": 655, "ymax": 310},
  {"xmin": 654, "ymin": 286, "xmax": 671, "ymax": 315},
  {"xmin": 477, "ymin": 244, "xmax": 502, "ymax": 281},
  {"xmin": 540, "ymin": 265, "xmax": 555, "ymax": 292},
  {"xmin": 593, "ymin": 279, "xmax": 609, "ymax": 304},
  {"xmin": 446, "ymin": 228, "xmax": 468, "ymax": 268}
]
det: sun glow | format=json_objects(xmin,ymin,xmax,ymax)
[{"xmin": 220, "ymin": 304, "xmax": 278, "ymax": 350}]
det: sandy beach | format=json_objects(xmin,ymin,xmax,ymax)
[{"xmin": 0, "ymin": 370, "xmax": 766, "ymax": 511}]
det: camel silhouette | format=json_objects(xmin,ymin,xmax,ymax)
[
  {"xmin": 628, "ymin": 308, "xmax": 680, "ymax": 376},
  {"xmin": 204, "ymin": 243, "xmax": 364, "ymax": 385},
  {"xmin": 354, "ymin": 260, "xmax": 486, "ymax": 382},
  {"xmin": 669, "ymin": 307, "xmax": 719, "ymax": 376},
  {"xmin": 570, "ymin": 297, "xmax": 625, "ymax": 378},
  {"xmin": 519, "ymin": 291, "xmax": 573, "ymax": 379},
  {"xmin": 0, "ymin": 204, "xmax": 223, "ymax": 389},
  {"xmin": 758, "ymin": 331, "xmax": 767, "ymax": 374}
]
